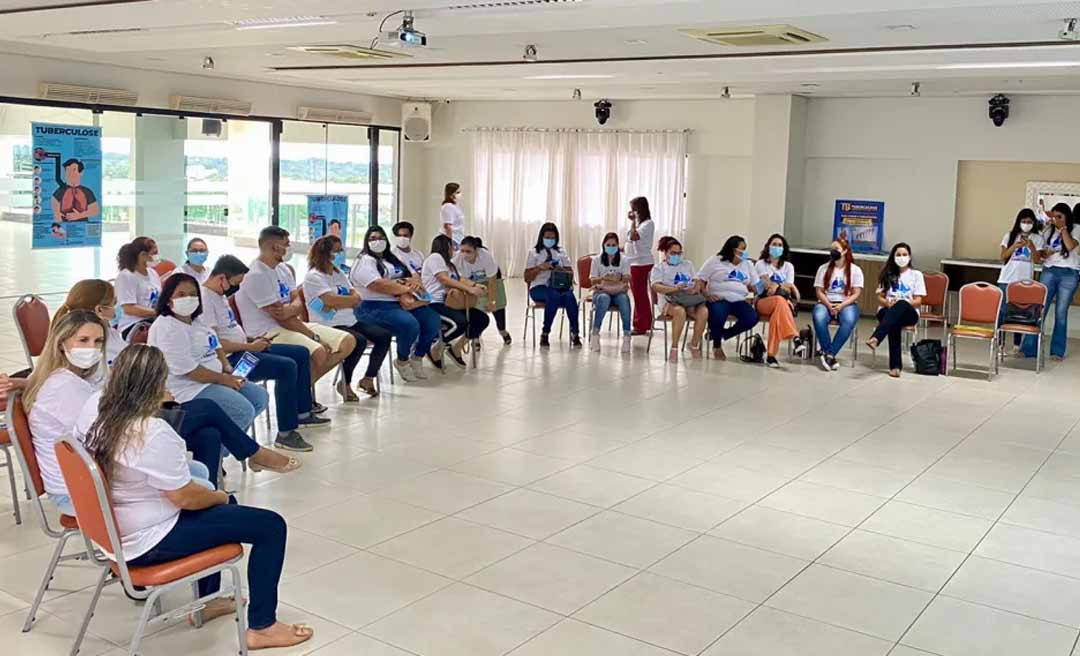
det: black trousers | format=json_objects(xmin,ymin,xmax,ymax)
[
  {"xmin": 338, "ymin": 321, "xmax": 393, "ymax": 381},
  {"xmin": 873, "ymin": 300, "xmax": 919, "ymax": 371},
  {"xmin": 432, "ymin": 303, "xmax": 491, "ymax": 341}
]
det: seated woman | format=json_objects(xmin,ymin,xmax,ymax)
[
  {"xmin": 811, "ymin": 236, "xmax": 864, "ymax": 371},
  {"xmin": 177, "ymin": 237, "xmax": 211, "ymax": 285},
  {"xmin": 302, "ymin": 236, "xmax": 391, "ymax": 399},
  {"xmin": 524, "ymin": 222, "xmax": 582, "ymax": 349},
  {"xmin": 423, "ymin": 234, "xmax": 489, "ymax": 367},
  {"xmin": 650, "ymin": 237, "xmax": 708, "ymax": 362},
  {"xmin": 454, "ymin": 236, "xmax": 512, "ymax": 346},
  {"xmin": 698, "ymin": 235, "xmax": 761, "ymax": 360},
  {"xmin": 52, "ymin": 279, "xmax": 126, "ymax": 369},
  {"xmin": 867, "ymin": 242, "xmax": 925, "ymax": 378},
  {"xmin": 114, "ymin": 236, "xmax": 162, "ymax": 340},
  {"xmin": 75, "ymin": 345, "xmax": 313, "ymax": 650},
  {"xmin": 589, "ymin": 232, "xmax": 632, "ymax": 354},
  {"xmin": 350, "ymin": 225, "xmax": 443, "ymax": 382},
  {"xmin": 753, "ymin": 233, "xmax": 803, "ymax": 368}
]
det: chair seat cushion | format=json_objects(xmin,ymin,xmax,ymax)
[
  {"xmin": 59, "ymin": 514, "xmax": 79, "ymax": 530},
  {"xmin": 921, "ymin": 312, "xmax": 946, "ymax": 321},
  {"xmin": 952, "ymin": 324, "xmax": 996, "ymax": 338},
  {"xmin": 114, "ymin": 543, "xmax": 243, "ymax": 587},
  {"xmin": 999, "ymin": 323, "xmax": 1041, "ymax": 334}
]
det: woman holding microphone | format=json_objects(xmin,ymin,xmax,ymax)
[{"xmin": 626, "ymin": 196, "xmax": 656, "ymax": 336}]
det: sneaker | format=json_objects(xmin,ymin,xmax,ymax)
[
  {"xmin": 793, "ymin": 337, "xmax": 807, "ymax": 358},
  {"xmin": 621, "ymin": 335, "xmax": 631, "ymax": 353},
  {"xmin": 571, "ymin": 334, "xmax": 583, "ymax": 349},
  {"xmin": 394, "ymin": 358, "xmax": 418, "ymax": 382},
  {"xmin": 298, "ymin": 414, "xmax": 331, "ymax": 428},
  {"xmin": 274, "ymin": 431, "xmax": 314, "ymax": 452},
  {"xmin": 540, "ymin": 333, "xmax": 551, "ymax": 349},
  {"xmin": 829, "ymin": 355, "xmax": 840, "ymax": 371},
  {"xmin": 820, "ymin": 353, "xmax": 832, "ymax": 371},
  {"xmin": 501, "ymin": 330, "xmax": 513, "ymax": 346},
  {"xmin": 410, "ymin": 357, "xmax": 429, "ymax": 379},
  {"xmin": 766, "ymin": 355, "xmax": 780, "ymax": 369},
  {"xmin": 590, "ymin": 332, "xmax": 601, "ymax": 352}
]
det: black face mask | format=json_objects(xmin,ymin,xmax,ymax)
[
  {"xmin": 225, "ymin": 284, "xmax": 240, "ymax": 297},
  {"xmin": 829, "ymin": 249, "xmax": 843, "ymax": 262}
]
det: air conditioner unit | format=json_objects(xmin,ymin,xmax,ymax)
[
  {"xmin": 169, "ymin": 95, "xmax": 253, "ymax": 116},
  {"xmin": 298, "ymin": 106, "xmax": 373, "ymax": 125},
  {"xmin": 681, "ymin": 24, "xmax": 827, "ymax": 47},
  {"xmin": 402, "ymin": 102, "xmax": 432, "ymax": 143},
  {"xmin": 38, "ymin": 82, "xmax": 138, "ymax": 106}
]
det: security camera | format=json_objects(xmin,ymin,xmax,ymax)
[
  {"xmin": 988, "ymin": 94, "xmax": 1010, "ymax": 127},
  {"xmin": 202, "ymin": 56, "xmax": 215, "ymax": 71},
  {"xmin": 523, "ymin": 44, "xmax": 538, "ymax": 62},
  {"xmin": 594, "ymin": 99, "xmax": 612, "ymax": 125}
]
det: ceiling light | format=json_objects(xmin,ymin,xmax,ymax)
[
  {"xmin": 1061, "ymin": 18, "xmax": 1080, "ymax": 41},
  {"xmin": 232, "ymin": 16, "xmax": 337, "ymax": 30},
  {"xmin": 525, "ymin": 74, "xmax": 613, "ymax": 80},
  {"xmin": 625, "ymin": 39, "xmax": 648, "ymax": 45},
  {"xmin": 523, "ymin": 45, "xmax": 538, "ymax": 62},
  {"xmin": 911, "ymin": 81, "xmax": 921, "ymax": 96},
  {"xmin": 884, "ymin": 24, "xmax": 917, "ymax": 31}
]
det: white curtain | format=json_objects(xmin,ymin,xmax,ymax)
[{"xmin": 470, "ymin": 128, "xmax": 688, "ymax": 277}]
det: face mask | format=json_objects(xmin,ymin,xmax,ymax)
[
  {"xmin": 668, "ymin": 254, "xmax": 682, "ymax": 266},
  {"xmin": 368, "ymin": 239, "xmax": 387, "ymax": 254},
  {"xmin": 225, "ymin": 284, "xmax": 240, "ymax": 297},
  {"xmin": 188, "ymin": 252, "xmax": 208, "ymax": 266},
  {"xmin": 333, "ymin": 251, "xmax": 347, "ymax": 268},
  {"xmin": 830, "ymin": 249, "xmax": 843, "ymax": 262},
  {"xmin": 147, "ymin": 255, "xmax": 161, "ymax": 267},
  {"xmin": 543, "ymin": 238, "xmax": 557, "ymax": 249},
  {"xmin": 171, "ymin": 296, "xmax": 200, "ymax": 317},
  {"xmin": 394, "ymin": 236, "xmax": 411, "ymax": 249},
  {"xmin": 769, "ymin": 245, "xmax": 784, "ymax": 259},
  {"xmin": 895, "ymin": 255, "xmax": 911, "ymax": 268},
  {"xmin": 66, "ymin": 347, "xmax": 102, "ymax": 370},
  {"xmin": 1021, "ymin": 222, "xmax": 1034, "ymax": 233},
  {"xmin": 734, "ymin": 249, "xmax": 745, "ymax": 262},
  {"xmin": 604, "ymin": 245, "xmax": 619, "ymax": 257}
]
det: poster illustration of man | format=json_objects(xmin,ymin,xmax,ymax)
[{"xmin": 51, "ymin": 158, "xmax": 100, "ymax": 222}]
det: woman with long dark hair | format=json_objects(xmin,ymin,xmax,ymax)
[
  {"xmin": 697, "ymin": 235, "xmax": 760, "ymax": 360},
  {"xmin": 1022, "ymin": 202, "xmax": 1079, "ymax": 359},
  {"xmin": 423, "ymin": 234, "xmax": 490, "ymax": 367},
  {"xmin": 998, "ymin": 209, "xmax": 1043, "ymax": 353},
  {"xmin": 441, "ymin": 182, "xmax": 466, "ymax": 247},
  {"xmin": 754, "ymin": 233, "xmax": 803, "ymax": 367},
  {"xmin": 626, "ymin": 196, "xmax": 656, "ymax": 335},
  {"xmin": 867, "ymin": 242, "xmax": 925, "ymax": 377},
  {"xmin": 454, "ymin": 236, "xmax": 513, "ymax": 345},
  {"xmin": 351, "ymin": 225, "xmax": 443, "ymax": 381},
  {"xmin": 811, "ymin": 236, "xmax": 863, "ymax": 371},
  {"xmin": 115, "ymin": 236, "xmax": 161, "ymax": 339},
  {"xmin": 589, "ymin": 232, "xmax": 632, "ymax": 353},
  {"xmin": 523, "ymin": 222, "xmax": 582, "ymax": 349}
]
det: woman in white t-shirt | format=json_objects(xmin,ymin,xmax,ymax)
[
  {"xmin": 51, "ymin": 279, "xmax": 127, "ymax": 368},
  {"xmin": 811, "ymin": 236, "xmax": 864, "ymax": 371},
  {"xmin": 455, "ymin": 236, "xmax": 513, "ymax": 345},
  {"xmin": 1022, "ymin": 203, "xmax": 1080, "ymax": 359},
  {"xmin": 650, "ymin": 236, "xmax": 707, "ymax": 362},
  {"xmin": 589, "ymin": 232, "xmax": 633, "ymax": 354},
  {"xmin": 753, "ymin": 233, "xmax": 803, "ymax": 367},
  {"xmin": 626, "ymin": 196, "xmax": 656, "ymax": 335},
  {"xmin": 303, "ymin": 235, "xmax": 391, "ymax": 399},
  {"xmin": 868, "ymin": 242, "xmax": 926, "ymax": 377},
  {"xmin": 998, "ymin": 209, "xmax": 1043, "ymax": 352},
  {"xmin": 176, "ymin": 238, "xmax": 211, "ymax": 285},
  {"xmin": 524, "ymin": 222, "xmax": 582, "ymax": 349},
  {"xmin": 114, "ymin": 236, "xmax": 162, "ymax": 339},
  {"xmin": 697, "ymin": 235, "xmax": 761, "ymax": 360},
  {"xmin": 423, "ymin": 235, "xmax": 489, "ymax": 367},
  {"xmin": 76, "ymin": 345, "xmax": 314, "ymax": 650},
  {"xmin": 441, "ymin": 182, "xmax": 466, "ymax": 248}
]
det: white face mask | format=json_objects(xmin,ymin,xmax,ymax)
[
  {"xmin": 172, "ymin": 296, "xmax": 200, "ymax": 317},
  {"xmin": 147, "ymin": 255, "xmax": 161, "ymax": 267},
  {"xmin": 894, "ymin": 255, "xmax": 911, "ymax": 268},
  {"xmin": 66, "ymin": 347, "xmax": 102, "ymax": 370},
  {"xmin": 394, "ymin": 236, "xmax": 411, "ymax": 250},
  {"xmin": 1021, "ymin": 222, "xmax": 1034, "ymax": 233},
  {"xmin": 369, "ymin": 239, "xmax": 388, "ymax": 254}
]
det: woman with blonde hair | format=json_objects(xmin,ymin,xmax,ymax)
[{"xmin": 51, "ymin": 279, "xmax": 125, "ymax": 368}]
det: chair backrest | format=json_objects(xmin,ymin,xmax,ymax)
[
  {"xmin": 227, "ymin": 294, "xmax": 244, "ymax": 328},
  {"xmin": 152, "ymin": 259, "xmax": 176, "ymax": 278},
  {"xmin": 1007, "ymin": 280, "xmax": 1048, "ymax": 309},
  {"xmin": 7, "ymin": 391, "xmax": 45, "ymax": 497},
  {"xmin": 297, "ymin": 288, "xmax": 311, "ymax": 322},
  {"xmin": 923, "ymin": 272, "xmax": 949, "ymax": 308},
  {"xmin": 958, "ymin": 282, "xmax": 1003, "ymax": 326},
  {"xmin": 129, "ymin": 322, "xmax": 150, "ymax": 345},
  {"xmin": 576, "ymin": 255, "xmax": 594, "ymax": 293},
  {"xmin": 13, "ymin": 294, "xmax": 50, "ymax": 367},
  {"xmin": 55, "ymin": 437, "xmax": 123, "ymax": 561}
]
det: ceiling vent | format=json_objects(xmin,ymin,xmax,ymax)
[
  {"xmin": 445, "ymin": 0, "xmax": 583, "ymax": 9},
  {"xmin": 298, "ymin": 106, "xmax": 373, "ymax": 125},
  {"xmin": 169, "ymin": 95, "xmax": 253, "ymax": 116},
  {"xmin": 287, "ymin": 45, "xmax": 410, "ymax": 61},
  {"xmin": 38, "ymin": 82, "xmax": 138, "ymax": 106},
  {"xmin": 681, "ymin": 24, "xmax": 827, "ymax": 47}
]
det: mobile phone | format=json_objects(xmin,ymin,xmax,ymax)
[{"xmin": 233, "ymin": 352, "xmax": 260, "ymax": 379}]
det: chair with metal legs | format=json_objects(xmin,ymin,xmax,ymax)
[{"xmin": 523, "ymin": 280, "xmax": 566, "ymax": 347}]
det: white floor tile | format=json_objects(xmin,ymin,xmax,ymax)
[
  {"xmin": 758, "ymin": 481, "xmax": 886, "ymax": 527},
  {"xmin": 586, "ymin": 443, "xmax": 704, "ymax": 482},
  {"xmin": 451, "ymin": 448, "xmax": 575, "ymax": 486},
  {"xmin": 896, "ymin": 476, "xmax": 1016, "ymax": 520},
  {"xmin": 547, "ymin": 510, "xmax": 697, "ymax": 568},
  {"xmin": 710, "ymin": 506, "xmax": 850, "ymax": 560},
  {"xmin": 701, "ymin": 606, "xmax": 892, "ymax": 656},
  {"xmin": 943, "ymin": 555, "xmax": 1080, "ymax": 628},
  {"xmin": 456, "ymin": 489, "xmax": 600, "ymax": 540},
  {"xmin": 374, "ymin": 470, "xmax": 515, "ymax": 515},
  {"xmin": 861, "ymin": 501, "xmax": 993, "ymax": 552},
  {"xmin": 612, "ymin": 484, "xmax": 747, "ymax": 532},
  {"xmin": 800, "ymin": 459, "xmax": 917, "ymax": 498},
  {"xmin": 308, "ymin": 632, "xmax": 416, "ymax": 655},
  {"xmin": 902, "ymin": 596, "xmax": 1078, "ymax": 656},
  {"xmin": 819, "ymin": 530, "xmax": 966, "ymax": 592},
  {"xmin": 669, "ymin": 462, "xmax": 791, "ymax": 502},
  {"xmin": 371, "ymin": 517, "xmax": 534, "ymax": 579},
  {"xmin": 290, "ymin": 496, "xmax": 443, "ymax": 549},
  {"xmin": 650, "ymin": 536, "xmax": 809, "ymax": 603},
  {"xmin": 976, "ymin": 523, "xmax": 1080, "ymax": 578},
  {"xmin": 1, "ymin": 609, "xmax": 115, "ymax": 656},
  {"xmin": 528, "ymin": 465, "xmax": 656, "ymax": 508},
  {"xmin": 507, "ymin": 619, "xmax": 681, "ymax": 656}
]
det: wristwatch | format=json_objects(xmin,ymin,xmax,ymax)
[{"xmin": 311, "ymin": 333, "xmax": 322, "ymax": 343}]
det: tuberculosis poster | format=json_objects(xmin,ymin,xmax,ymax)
[
  {"xmin": 31, "ymin": 122, "xmax": 103, "ymax": 249},
  {"xmin": 833, "ymin": 199, "xmax": 885, "ymax": 253},
  {"xmin": 306, "ymin": 195, "xmax": 348, "ymax": 245}
]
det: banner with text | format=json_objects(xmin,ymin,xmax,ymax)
[
  {"xmin": 31, "ymin": 122, "xmax": 103, "ymax": 249},
  {"xmin": 307, "ymin": 195, "xmax": 349, "ymax": 246},
  {"xmin": 833, "ymin": 199, "xmax": 885, "ymax": 253}
]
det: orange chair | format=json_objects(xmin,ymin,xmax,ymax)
[
  {"xmin": 948, "ymin": 282, "xmax": 1003, "ymax": 380},
  {"xmin": 645, "ymin": 286, "xmax": 708, "ymax": 356},
  {"xmin": 55, "ymin": 437, "xmax": 248, "ymax": 656},
  {"xmin": 0, "ymin": 397, "xmax": 22, "ymax": 525},
  {"xmin": 152, "ymin": 258, "xmax": 177, "ymax": 278},
  {"xmin": 999, "ymin": 280, "xmax": 1048, "ymax": 372},
  {"xmin": 577, "ymin": 253, "xmax": 621, "ymax": 339},
  {"xmin": 920, "ymin": 272, "xmax": 950, "ymax": 337},
  {"xmin": 12, "ymin": 294, "xmax": 49, "ymax": 369}
]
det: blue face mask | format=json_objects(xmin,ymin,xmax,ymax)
[
  {"xmin": 188, "ymin": 251, "xmax": 208, "ymax": 266},
  {"xmin": 668, "ymin": 254, "xmax": 682, "ymax": 266},
  {"xmin": 604, "ymin": 245, "xmax": 619, "ymax": 257},
  {"xmin": 543, "ymin": 238, "xmax": 557, "ymax": 249},
  {"xmin": 333, "ymin": 251, "xmax": 346, "ymax": 268},
  {"xmin": 769, "ymin": 245, "xmax": 784, "ymax": 259}
]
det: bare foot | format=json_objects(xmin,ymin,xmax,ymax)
[
  {"xmin": 357, "ymin": 378, "xmax": 379, "ymax": 398},
  {"xmin": 247, "ymin": 622, "xmax": 314, "ymax": 650},
  {"xmin": 865, "ymin": 337, "xmax": 879, "ymax": 350},
  {"xmin": 889, "ymin": 369, "xmax": 901, "ymax": 378},
  {"xmin": 189, "ymin": 597, "xmax": 236, "ymax": 626},
  {"xmin": 713, "ymin": 345, "xmax": 727, "ymax": 361}
]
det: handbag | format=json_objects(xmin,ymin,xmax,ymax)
[
  {"xmin": 910, "ymin": 339, "xmax": 943, "ymax": 376},
  {"xmin": 596, "ymin": 279, "xmax": 629, "ymax": 296},
  {"xmin": 446, "ymin": 288, "xmax": 476, "ymax": 311},
  {"xmin": 739, "ymin": 334, "xmax": 766, "ymax": 363},
  {"xmin": 550, "ymin": 270, "xmax": 573, "ymax": 292},
  {"xmin": 1003, "ymin": 303, "xmax": 1041, "ymax": 326},
  {"xmin": 667, "ymin": 291, "xmax": 707, "ymax": 307},
  {"xmin": 399, "ymin": 291, "xmax": 430, "ymax": 311}
]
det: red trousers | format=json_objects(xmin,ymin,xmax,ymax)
[{"xmin": 630, "ymin": 264, "xmax": 654, "ymax": 333}]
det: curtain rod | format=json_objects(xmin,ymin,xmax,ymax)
[{"xmin": 462, "ymin": 127, "xmax": 690, "ymax": 135}]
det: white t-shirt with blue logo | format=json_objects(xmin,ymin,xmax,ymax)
[
  {"xmin": 392, "ymin": 247, "xmax": 426, "ymax": 276},
  {"xmin": 697, "ymin": 256, "xmax": 760, "ymax": 302},
  {"xmin": 201, "ymin": 286, "xmax": 247, "ymax": 344},
  {"xmin": 350, "ymin": 254, "xmax": 408, "ymax": 302},
  {"xmin": 998, "ymin": 231, "xmax": 1045, "ymax": 283},
  {"xmin": 421, "ymin": 254, "xmax": 460, "ymax": 304},
  {"xmin": 236, "ymin": 259, "xmax": 295, "ymax": 338},
  {"xmin": 650, "ymin": 260, "xmax": 697, "ymax": 310},
  {"xmin": 114, "ymin": 268, "xmax": 162, "ymax": 332},
  {"xmin": 590, "ymin": 254, "xmax": 630, "ymax": 281},
  {"xmin": 147, "ymin": 314, "xmax": 223, "ymax": 403},
  {"xmin": 525, "ymin": 247, "xmax": 572, "ymax": 290},
  {"xmin": 303, "ymin": 268, "xmax": 355, "ymax": 327},
  {"xmin": 453, "ymin": 249, "xmax": 500, "ymax": 283},
  {"xmin": 878, "ymin": 268, "xmax": 927, "ymax": 316},
  {"xmin": 1042, "ymin": 225, "xmax": 1080, "ymax": 270},
  {"xmin": 814, "ymin": 262, "xmax": 865, "ymax": 303},
  {"xmin": 754, "ymin": 260, "xmax": 795, "ymax": 286}
]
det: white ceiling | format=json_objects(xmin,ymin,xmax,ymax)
[{"xmin": 3, "ymin": 0, "xmax": 1080, "ymax": 101}]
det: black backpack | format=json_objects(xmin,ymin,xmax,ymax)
[
  {"xmin": 739, "ymin": 334, "xmax": 766, "ymax": 363},
  {"xmin": 910, "ymin": 339, "xmax": 943, "ymax": 375}
]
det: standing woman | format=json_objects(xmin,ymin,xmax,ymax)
[
  {"xmin": 651, "ymin": 236, "xmax": 708, "ymax": 362},
  {"xmin": 524, "ymin": 222, "xmax": 582, "ymax": 349},
  {"xmin": 114, "ymin": 236, "xmax": 162, "ymax": 340},
  {"xmin": 423, "ymin": 235, "xmax": 489, "ymax": 367},
  {"xmin": 867, "ymin": 243, "xmax": 925, "ymax": 378},
  {"xmin": 1022, "ymin": 203, "xmax": 1079, "ymax": 360},
  {"xmin": 811, "ymin": 236, "xmax": 864, "ymax": 371},
  {"xmin": 698, "ymin": 235, "xmax": 761, "ymax": 360},
  {"xmin": 589, "ymin": 232, "xmax": 632, "ymax": 353},
  {"xmin": 754, "ymin": 233, "xmax": 803, "ymax": 367},
  {"xmin": 441, "ymin": 182, "xmax": 466, "ymax": 249},
  {"xmin": 454, "ymin": 236, "xmax": 513, "ymax": 345},
  {"xmin": 626, "ymin": 196, "xmax": 656, "ymax": 336},
  {"xmin": 177, "ymin": 238, "xmax": 211, "ymax": 285},
  {"xmin": 998, "ymin": 209, "xmax": 1043, "ymax": 353}
]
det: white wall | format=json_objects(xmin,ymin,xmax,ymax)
[{"xmin": 411, "ymin": 98, "xmax": 756, "ymax": 265}]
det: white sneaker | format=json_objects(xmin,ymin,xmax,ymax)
[
  {"xmin": 621, "ymin": 335, "xmax": 631, "ymax": 353},
  {"xmin": 590, "ymin": 335, "xmax": 601, "ymax": 352},
  {"xmin": 394, "ymin": 359, "xmax": 418, "ymax": 382},
  {"xmin": 410, "ymin": 357, "xmax": 428, "ymax": 379}
]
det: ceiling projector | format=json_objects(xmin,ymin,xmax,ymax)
[{"xmin": 382, "ymin": 11, "xmax": 427, "ymax": 47}]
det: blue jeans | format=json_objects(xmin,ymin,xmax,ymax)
[
  {"xmin": 229, "ymin": 344, "xmax": 311, "ymax": 433},
  {"xmin": 812, "ymin": 303, "xmax": 860, "ymax": 356},
  {"xmin": 592, "ymin": 292, "xmax": 631, "ymax": 335},
  {"xmin": 355, "ymin": 300, "xmax": 441, "ymax": 360},
  {"xmin": 530, "ymin": 285, "xmax": 580, "ymax": 335},
  {"xmin": 48, "ymin": 461, "xmax": 213, "ymax": 516},
  {"xmin": 706, "ymin": 299, "xmax": 758, "ymax": 344},
  {"xmin": 178, "ymin": 398, "xmax": 261, "ymax": 487},
  {"xmin": 188, "ymin": 381, "xmax": 269, "ymax": 433},
  {"xmin": 1023, "ymin": 267, "xmax": 1079, "ymax": 358},
  {"xmin": 128, "ymin": 496, "xmax": 286, "ymax": 631}
]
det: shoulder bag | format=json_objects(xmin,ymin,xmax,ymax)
[
  {"xmin": 399, "ymin": 291, "xmax": 430, "ymax": 311},
  {"xmin": 1003, "ymin": 303, "xmax": 1041, "ymax": 326},
  {"xmin": 667, "ymin": 290, "xmax": 707, "ymax": 307},
  {"xmin": 446, "ymin": 288, "xmax": 477, "ymax": 311},
  {"xmin": 550, "ymin": 269, "xmax": 574, "ymax": 292}
]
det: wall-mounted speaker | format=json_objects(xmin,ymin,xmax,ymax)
[{"xmin": 402, "ymin": 102, "xmax": 432, "ymax": 143}]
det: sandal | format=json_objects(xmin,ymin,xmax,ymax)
[
  {"xmin": 336, "ymin": 380, "xmax": 359, "ymax": 403},
  {"xmin": 357, "ymin": 378, "xmax": 379, "ymax": 398},
  {"xmin": 247, "ymin": 622, "xmax": 314, "ymax": 651}
]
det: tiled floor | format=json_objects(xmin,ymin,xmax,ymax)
[{"xmin": 4, "ymin": 222, "xmax": 1080, "ymax": 655}]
